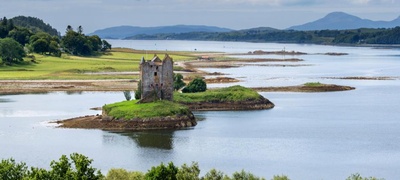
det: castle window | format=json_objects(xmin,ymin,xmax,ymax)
[
  {"xmin": 156, "ymin": 66, "xmax": 159, "ymax": 70},
  {"xmin": 154, "ymin": 72, "xmax": 157, "ymax": 76},
  {"xmin": 161, "ymin": 83, "xmax": 163, "ymax": 86},
  {"xmin": 156, "ymin": 84, "xmax": 159, "ymax": 87}
]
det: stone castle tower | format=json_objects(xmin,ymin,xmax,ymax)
[{"xmin": 138, "ymin": 54, "xmax": 174, "ymax": 103}]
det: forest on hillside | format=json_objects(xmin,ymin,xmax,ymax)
[
  {"xmin": 0, "ymin": 16, "xmax": 111, "ymax": 65},
  {"xmin": 127, "ymin": 27, "xmax": 400, "ymax": 45}
]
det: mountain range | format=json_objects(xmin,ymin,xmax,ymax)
[
  {"xmin": 90, "ymin": 25, "xmax": 232, "ymax": 39},
  {"xmin": 90, "ymin": 12, "xmax": 400, "ymax": 39},
  {"xmin": 289, "ymin": 12, "xmax": 400, "ymax": 31}
]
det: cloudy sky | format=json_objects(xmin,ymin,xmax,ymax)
[{"xmin": 1, "ymin": 0, "xmax": 399, "ymax": 34}]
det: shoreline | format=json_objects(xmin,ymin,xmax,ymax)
[
  {"xmin": 0, "ymin": 79, "xmax": 357, "ymax": 94},
  {"xmin": 55, "ymin": 114, "xmax": 197, "ymax": 131},
  {"xmin": 0, "ymin": 57, "xmax": 381, "ymax": 94}
]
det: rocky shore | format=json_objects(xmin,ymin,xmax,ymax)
[
  {"xmin": 252, "ymin": 84, "xmax": 355, "ymax": 92},
  {"xmin": 180, "ymin": 98, "xmax": 275, "ymax": 111},
  {"xmin": 56, "ymin": 113, "xmax": 197, "ymax": 131}
]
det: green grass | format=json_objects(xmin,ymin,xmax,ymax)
[
  {"xmin": 174, "ymin": 85, "xmax": 262, "ymax": 103},
  {"xmin": 304, "ymin": 82, "xmax": 324, "ymax": 87},
  {"xmin": 0, "ymin": 48, "xmax": 196, "ymax": 80},
  {"xmin": 103, "ymin": 100, "xmax": 192, "ymax": 119}
]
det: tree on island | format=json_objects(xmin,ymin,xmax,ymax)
[
  {"xmin": 173, "ymin": 73, "xmax": 186, "ymax": 91},
  {"xmin": 182, "ymin": 77, "xmax": 207, "ymax": 93},
  {"xmin": 134, "ymin": 80, "xmax": 142, "ymax": 100}
]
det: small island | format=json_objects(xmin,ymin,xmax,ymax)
[
  {"xmin": 174, "ymin": 85, "xmax": 274, "ymax": 111},
  {"xmin": 56, "ymin": 55, "xmax": 275, "ymax": 131}
]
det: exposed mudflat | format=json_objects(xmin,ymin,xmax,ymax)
[
  {"xmin": 55, "ymin": 114, "xmax": 197, "ymax": 131},
  {"xmin": 0, "ymin": 80, "xmax": 136, "ymax": 94},
  {"xmin": 324, "ymin": 76, "xmax": 399, "ymax": 80},
  {"xmin": 252, "ymin": 84, "xmax": 355, "ymax": 92},
  {"xmin": 181, "ymin": 98, "xmax": 275, "ymax": 111}
]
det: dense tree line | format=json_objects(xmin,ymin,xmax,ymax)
[
  {"xmin": 0, "ymin": 16, "xmax": 111, "ymax": 65},
  {"xmin": 0, "ymin": 153, "xmax": 384, "ymax": 180},
  {"xmin": 128, "ymin": 27, "xmax": 400, "ymax": 45},
  {"xmin": 62, "ymin": 25, "xmax": 111, "ymax": 56}
]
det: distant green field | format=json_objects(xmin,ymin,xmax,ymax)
[{"xmin": 0, "ymin": 48, "xmax": 196, "ymax": 80}]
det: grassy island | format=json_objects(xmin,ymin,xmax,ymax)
[
  {"xmin": 174, "ymin": 85, "xmax": 262, "ymax": 103},
  {"xmin": 174, "ymin": 85, "xmax": 275, "ymax": 111},
  {"xmin": 58, "ymin": 100, "xmax": 196, "ymax": 130},
  {"xmin": 102, "ymin": 100, "xmax": 192, "ymax": 120}
]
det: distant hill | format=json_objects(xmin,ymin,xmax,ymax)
[
  {"xmin": 90, "ymin": 25, "xmax": 233, "ymax": 39},
  {"xmin": 289, "ymin": 12, "xmax": 400, "ymax": 31},
  {"xmin": 11, "ymin": 16, "xmax": 60, "ymax": 36}
]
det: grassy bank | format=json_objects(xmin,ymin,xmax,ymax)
[
  {"xmin": 304, "ymin": 82, "xmax": 324, "ymax": 87},
  {"xmin": 103, "ymin": 100, "xmax": 192, "ymax": 119},
  {"xmin": 0, "ymin": 48, "xmax": 196, "ymax": 80},
  {"xmin": 174, "ymin": 85, "xmax": 263, "ymax": 103}
]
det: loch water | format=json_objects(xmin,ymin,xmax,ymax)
[{"xmin": 1, "ymin": 40, "xmax": 400, "ymax": 180}]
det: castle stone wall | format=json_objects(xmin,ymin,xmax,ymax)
[{"xmin": 139, "ymin": 55, "xmax": 173, "ymax": 103}]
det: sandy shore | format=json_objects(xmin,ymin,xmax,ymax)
[{"xmin": 0, "ymin": 79, "xmax": 136, "ymax": 94}]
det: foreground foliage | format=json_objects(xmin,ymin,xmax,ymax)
[
  {"xmin": 0, "ymin": 154, "xmax": 386, "ymax": 180},
  {"xmin": 175, "ymin": 85, "xmax": 262, "ymax": 103},
  {"xmin": 0, "ymin": 153, "xmax": 102, "ymax": 180}
]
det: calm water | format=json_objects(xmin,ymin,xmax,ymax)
[{"xmin": 1, "ymin": 40, "xmax": 400, "ymax": 179}]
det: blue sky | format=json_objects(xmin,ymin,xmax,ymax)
[{"xmin": 1, "ymin": 0, "xmax": 399, "ymax": 33}]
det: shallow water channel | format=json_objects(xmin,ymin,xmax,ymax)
[{"xmin": 1, "ymin": 41, "xmax": 400, "ymax": 179}]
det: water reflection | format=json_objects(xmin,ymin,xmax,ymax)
[
  {"xmin": 113, "ymin": 130, "xmax": 175, "ymax": 150},
  {"xmin": 65, "ymin": 91, "xmax": 84, "ymax": 95},
  {"xmin": 0, "ymin": 98, "xmax": 13, "ymax": 103}
]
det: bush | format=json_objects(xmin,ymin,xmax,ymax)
[
  {"xmin": 231, "ymin": 170, "xmax": 265, "ymax": 180},
  {"xmin": 272, "ymin": 175, "xmax": 290, "ymax": 180},
  {"xmin": 203, "ymin": 169, "xmax": 226, "ymax": 180},
  {"xmin": 0, "ymin": 153, "xmax": 103, "ymax": 180},
  {"xmin": 174, "ymin": 73, "xmax": 186, "ymax": 91},
  {"xmin": 134, "ymin": 80, "xmax": 142, "ymax": 100},
  {"xmin": 176, "ymin": 162, "xmax": 200, "ymax": 180},
  {"xmin": 50, "ymin": 153, "xmax": 103, "ymax": 180},
  {"xmin": 182, "ymin": 77, "xmax": 206, "ymax": 93},
  {"xmin": 106, "ymin": 168, "xmax": 144, "ymax": 180},
  {"xmin": 0, "ymin": 158, "xmax": 28, "ymax": 180},
  {"xmin": 145, "ymin": 162, "xmax": 178, "ymax": 180},
  {"xmin": 346, "ymin": 173, "xmax": 384, "ymax": 180}
]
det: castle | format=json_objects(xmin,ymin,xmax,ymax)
[{"xmin": 138, "ymin": 54, "xmax": 174, "ymax": 103}]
